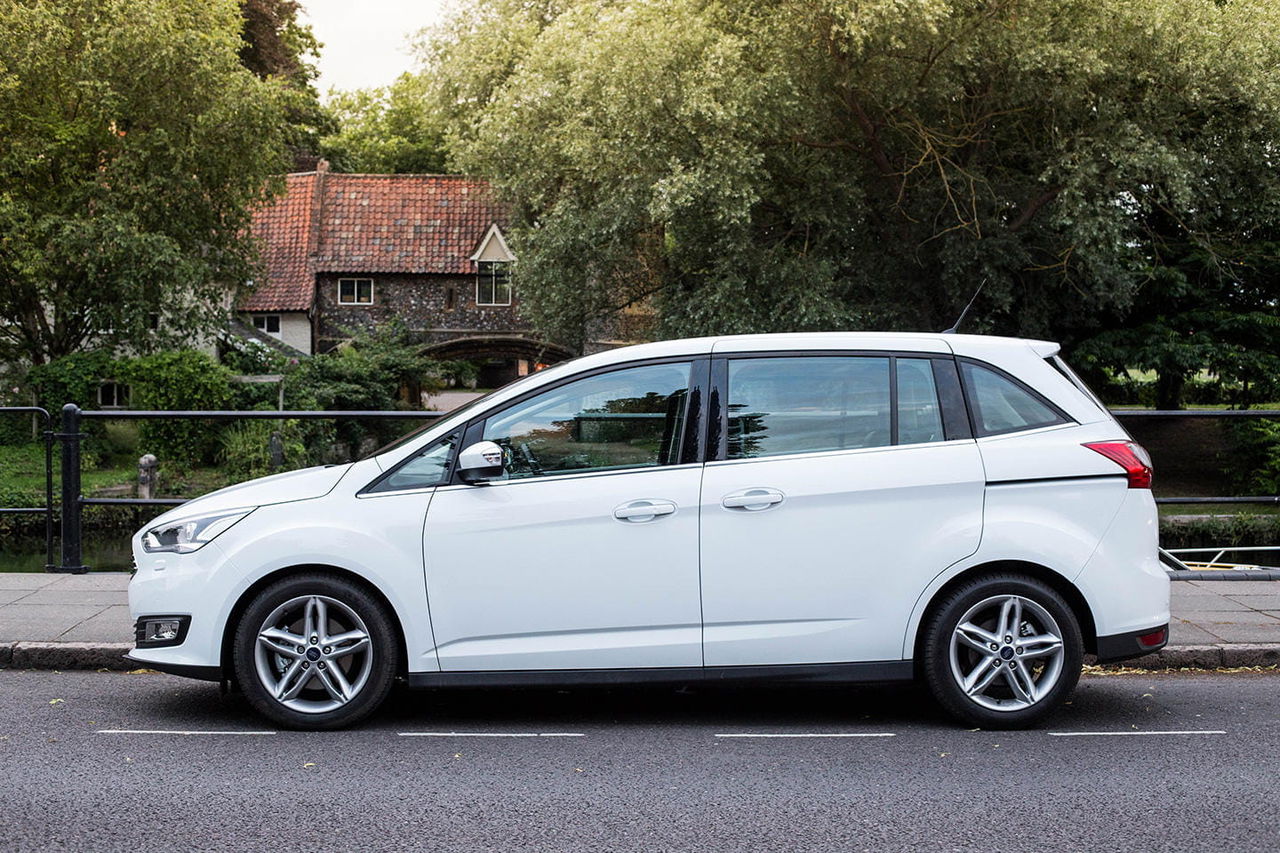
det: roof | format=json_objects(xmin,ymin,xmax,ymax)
[{"xmin": 241, "ymin": 171, "xmax": 508, "ymax": 312}]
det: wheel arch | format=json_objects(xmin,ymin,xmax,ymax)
[
  {"xmin": 219, "ymin": 564, "xmax": 410, "ymax": 682},
  {"xmin": 910, "ymin": 560, "xmax": 1098, "ymax": 670}
]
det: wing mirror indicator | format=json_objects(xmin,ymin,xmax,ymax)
[{"xmin": 458, "ymin": 440, "xmax": 505, "ymax": 484}]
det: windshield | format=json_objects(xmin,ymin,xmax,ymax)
[{"xmin": 361, "ymin": 359, "xmax": 581, "ymax": 459}]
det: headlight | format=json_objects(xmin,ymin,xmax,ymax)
[{"xmin": 142, "ymin": 509, "xmax": 253, "ymax": 554}]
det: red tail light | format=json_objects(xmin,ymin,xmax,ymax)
[{"xmin": 1083, "ymin": 441, "xmax": 1153, "ymax": 489}]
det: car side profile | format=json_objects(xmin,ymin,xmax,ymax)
[{"xmin": 127, "ymin": 332, "xmax": 1170, "ymax": 730}]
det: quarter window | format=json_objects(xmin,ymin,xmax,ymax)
[
  {"xmin": 482, "ymin": 362, "xmax": 692, "ymax": 479},
  {"xmin": 961, "ymin": 362, "xmax": 1067, "ymax": 436},
  {"xmin": 366, "ymin": 433, "xmax": 458, "ymax": 493},
  {"xmin": 726, "ymin": 357, "xmax": 891, "ymax": 459},
  {"xmin": 338, "ymin": 278, "xmax": 374, "ymax": 306}
]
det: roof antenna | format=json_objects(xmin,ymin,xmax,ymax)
[{"xmin": 941, "ymin": 277, "xmax": 988, "ymax": 335}]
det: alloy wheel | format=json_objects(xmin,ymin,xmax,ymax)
[
  {"xmin": 947, "ymin": 594, "xmax": 1065, "ymax": 712},
  {"xmin": 253, "ymin": 594, "xmax": 374, "ymax": 714}
]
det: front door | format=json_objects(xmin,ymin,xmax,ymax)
[
  {"xmin": 423, "ymin": 360, "xmax": 706, "ymax": 671},
  {"xmin": 699, "ymin": 354, "xmax": 985, "ymax": 666}
]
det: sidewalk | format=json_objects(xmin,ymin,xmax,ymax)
[{"xmin": 1, "ymin": 573, "xmax": 1278, "ymax": 671}]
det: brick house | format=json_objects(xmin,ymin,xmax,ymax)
[{"xmin": 238, "ymin": 163, "xmax": 574, "ymax": 386}]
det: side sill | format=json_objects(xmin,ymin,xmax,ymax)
[
  {"xmin": 407, "ymin": 660, "xmax": 914, "ymax": 689},
  {"xmin": 124, "ymin": 653, "xmax": 222, "ymax": 682}
]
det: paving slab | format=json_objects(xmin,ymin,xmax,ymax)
[
  {"xmin": 0, "ymin": 573, "xmax": 62, "ymax": 590},
  {"xmin": 0, "ymin": 589, "xmax": 35, "ymax": 605},
  {"xmin": 51, "ymin": 573, "xmax": 132, "ymax": 591},
  {"xmin": 58, "ymin": 605, "xmax": 133, "ymax": 643},
  {"xmin": 0, "ymin": 603, "xmax": 107, "ymax": 643},
  {"xmin": 1167, "ymin": 620, "xmax": 1221, "ymax": 646},
  {"xmin": 16, "ymin": 588, "xmax": 128, "ymax": 607},
  {"xmin": 1222, "ymin": 595, "xmax": 1280, "ymax": 610}
]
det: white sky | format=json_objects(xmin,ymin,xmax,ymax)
[{"xmin": 299, "ymin": 0, "xmax": 448, "ymax": 95}]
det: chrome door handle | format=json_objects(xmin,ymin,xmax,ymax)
[
  {"xmin": 722, "ymin": 488, "xmax": 785, "ymax": 511},
  {"xmin": 613, "ymin": 500, "xmax": 677, "ymax": 522}
]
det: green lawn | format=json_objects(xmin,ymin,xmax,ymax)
[{"xmin": 0, "ymin": 443, "xmax": 134, "ymax": 506}]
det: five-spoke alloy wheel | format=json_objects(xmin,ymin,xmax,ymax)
[
  {"xmin": 234, "ymin": 573, "xmax": 397, "ymax": 730},
  {"xmin": 923, "ymin": 574, "xmax": 1083, "ymax": 729}
]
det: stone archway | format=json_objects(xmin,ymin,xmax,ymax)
[{"xmin": 419, "ymin": 335, "xmax": 575, "ymax": 387}]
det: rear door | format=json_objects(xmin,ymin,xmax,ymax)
[{"xmin": 698, "ymin": 351, "xmax": 985, "ymax": 666}]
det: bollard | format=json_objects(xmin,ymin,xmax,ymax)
[
  {"xmin": 57, "ymin": 404, "xmax": 87, "ymax": 573},
  {"xmin": 269, "ymin": 431, "xmax": 283, "ymax": 472},
  {"xmin": 138, "ymin": 453, "xmax": 158, "ymax": 500}
]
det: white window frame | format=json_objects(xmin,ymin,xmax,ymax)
[
  {"xmin": 476, "ymin": 261, "xmax": 512, "ymax": 307},
  {"xmin": 338, "ymin": 278, "xmax": 375, "ymax": 306},
  {"xmin": 98, "ymin": 381, "xmax": 129, "ymax": 410},
  {"xmin": 252, "ymin": 314, "xmax": 282, "ymax": 336}
]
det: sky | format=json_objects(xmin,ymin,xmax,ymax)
[{"xmin": 299, "ymin": 0, "xmax": 448, "ymax": 95}]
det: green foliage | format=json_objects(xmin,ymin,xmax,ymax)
[
  {"xmin": 26, "ymin": 352, "xmax": 119, "ymax": 413},
  {"xmin": 1159, "ymin": 513, "xmax": 1280, "ymax": 551},
  {"xmin": 219, "ymin": 417, "xmax": 306, "ymax": 479},
  {"xmin": 120, "ymin": 351, "xmax": 234, "ymax": 466},
  {"xmin": 0, "ymin": 0, "xmax": 291, "ymax": 366},
  {"xmin": 321, "ymin": 74, "xmax": 448, "ymax": 173},
  {"xmin": 410, "ymin": 0, "xmax": 1280, "ymax": 357},
  {"xmin": 1224, "ymin": 419, "xmax": 1280, "ymax": 496}
]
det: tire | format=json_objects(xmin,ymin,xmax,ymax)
[
  {"xmin": 232, "ymin": 573, "xmax": 398, "ymax": 730},
  {"xmin": 922, "ymin": 573, "xmax": 1083, "ymax": 729}
]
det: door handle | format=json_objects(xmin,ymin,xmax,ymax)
[
  {"xmin": 721, "ymin": 488, "xmax": 785, "ymax": 511},
  {"xmin": 613, "ymin": 499, "xmax": 677, "ymax": 522}
]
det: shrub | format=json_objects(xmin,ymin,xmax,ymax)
[
  {"xmin": 1160, "ymin": 514, "xmax": 1280, "ymax": 550},
  {"xmin": 219, "ymin": 417, "xmax": 307, "ymax": 480},
  {"xmin": 120, "ymin": 351, "xmax": 234, "ymax": 468},
  {"xmin": 1223, "ymin": 418, "xmax": 1280, "ymax": 496}
]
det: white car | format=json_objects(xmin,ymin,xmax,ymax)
[{"xmin": 128, "ymin": 333, "xmax": 1169, "ymax": 730}]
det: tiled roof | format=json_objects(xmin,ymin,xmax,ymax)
[{"xmin": 241, "ymin": 172, "xmax": 506, "ymax": 312}]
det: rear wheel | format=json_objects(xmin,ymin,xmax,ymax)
[
  {"xmin": 233, "ymin": 573, "xmax": 397, "ymax": 730},
  {"xmin": 922, "ymin": 574, "xmax": 1083, "ymax": 729}
]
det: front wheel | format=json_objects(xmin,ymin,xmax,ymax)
[
  {"xmin": 922, "ymin": 574, "xmax": 1083, "ymax": 729},
  {"xmin": 233, "ymin": 573, "xmax": 398, "ymax": 730}
]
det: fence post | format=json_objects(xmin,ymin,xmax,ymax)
[{"xmin": 57, "ymin": 403, "xmax": 87, "ymax": 574}]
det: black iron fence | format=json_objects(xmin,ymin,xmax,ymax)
[{"xmin": 1, "ymin": 403, "xmax": 1277, "ymax": 573}]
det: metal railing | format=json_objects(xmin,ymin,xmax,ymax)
[{"xmin": 1, "ymin": 403, "xmax": 1277, "ymax": 573}]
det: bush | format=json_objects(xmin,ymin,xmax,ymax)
[
  {"xmin": 1160, "ymin": 514, "xmax": 1280, "ymax": 550},
  {"xmin": 219, "ymin": 417, "xmax": 307, "ymax": 480},
  {"xmin": 120, "ymin": 351, "xmax": 234, "ymax": 467},
  {"xmin": 1224, "ymin": 418, "xmax": 1280, "ymax": 495}
]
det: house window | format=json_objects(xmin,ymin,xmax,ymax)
[
  {"xmin": 98, "ymin": 381, "xmax": 129, "ymax": 409},
  {"xmin": 476, "ymin": 262, "xmax": 512, "ymax": 306},
  {"xmin": 445, "ymin": 286, "xmax": 456, "ymax": 311},
  {"xmin": 338, "ymin": 278, "xmax": 374, "ymax": 306},
  {"xmin": 252, "ymin": 314, "xmax": 281, "ymax": 335}
]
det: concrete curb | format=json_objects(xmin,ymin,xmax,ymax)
[
  {"xmin": 3, "ymin": 641, "xmax": 1279, "ymax": 673},
  {"xmin": 2, "ymin": 642, "xmax": 135, "ymax": 671},
  {"xmin": 1168, "ymin": 570, "xmax": 1280, "ymax": 581},
  {"xmin": 1103, "ymin": 643, "xmax": 1280, "ymax": 670}
]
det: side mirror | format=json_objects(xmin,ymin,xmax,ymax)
[{"xmin": 457, "ymin": 440, "xmax": 505, "ymax": 484}]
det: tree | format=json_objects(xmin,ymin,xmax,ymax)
[
  {"xmin": 320, "ymin": 74, "xmax": 448, "ymax": 174},
  {"xmin": 238, "ymin": 0, "xmax": 334, "ymax": 168},
  {"xmin": 0, "ymin": 0, "xmax": 291, "ymax": 365},
  {"xmin": 412, "ymin": 0, "xmax": 1280, "ymax": 356}
]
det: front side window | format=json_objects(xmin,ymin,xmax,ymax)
[
  {"xmin": 961, "ymin": 362, "xmax": 1067, "ymax": 436},
  {"xmin": 476, "ymin": 261, "xmax": 512, "ymax": 306},
  {"xmin": 338, "ymin": 278, "xmax": 374, "ymax": 306},
  {"xmin": 366, "ymin": 433, "xmax": 458, "ymax": 493},
  {"xmin": 727, "ymin": 357, "xmax": 891, "ymax": 459},
  {"xmin": 482, "ymin": 362, "xmax": 692, "ymax": 479}
]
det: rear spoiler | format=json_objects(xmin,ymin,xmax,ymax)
[{"xmin": 1028, "ymin": 340, "xmax": 1061, "ymax": 358}]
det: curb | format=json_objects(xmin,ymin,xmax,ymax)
[
  {"xmin": 4, "ymin": 641, "xmax": 1279, "ymax": 673},
  {"xmin": 2, "ymin": 642, "xmax": 135, "ymax": 671},
  {"xmin": 1103, "ymin": 643, "xmax": 1280, "ymax": 670},
  {"xmin": 1168, "ymin": 570, "xmax": 1280, "ymax": 581}
]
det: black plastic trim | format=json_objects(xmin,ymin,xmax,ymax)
[
  {"xmin": 133, "ymin": 615, "xmax": 191, "ymax": 649},
  {"xmin": 124, "ymin": 653, "xmax": 222, "ymax": 682},
  {"xmin": 987, "ymin": 473, "xmax": 1128, "ymax": 487},
  {"xmin": 1095, "ymin": 624, "xmax": 1169, "ymax": 663},
  {"xmin": 406, "ymin": 660, "xmax": 914, "ymax": 689}
]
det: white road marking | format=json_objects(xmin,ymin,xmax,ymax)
[
  {"xmin": 715, "ymin": 733, "xmax": 896, "ymax": 739},
  {"xmin": 96, "ymin": 729, "xmax": 277, "ymax": 736},
  {"xmin": 396, "ymin": 727, "xmax": 586, "ymax": 732},
  {"xmin": 1048, "ymin": 730, "xmax": 1227, "ymax": 737}
]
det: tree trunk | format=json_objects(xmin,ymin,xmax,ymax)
[{"xmin": 1155, "ymin": 371, "xmax": 1186, "ymax": 411}]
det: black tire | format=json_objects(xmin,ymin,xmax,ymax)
[
  {"xmin": 233, "ymin": 573, "xmax": 398, "ymax": 730},
  {"xmin": 922, "ymin": 573, "xmax": 1083, "ymax": 729}
]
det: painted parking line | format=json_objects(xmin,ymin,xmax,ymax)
[
  {"xmin": 1047, "ymin": 730, "xmax": 1227, "ymax": 737},
  {"xmin": 715, "ymin": 733, "xmax": 897, "ymax": 739},
  {"xmin": 396, "ymin": 727, "xmax": 586, "ymax": 732},
  {"xmin": 96, "ymin": 729, "xmax": 277, "ymax": 736}
]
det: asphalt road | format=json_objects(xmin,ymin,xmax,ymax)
[{"xmin": 0, "ymin": 670, "xmax": 1278, "ymax": 852}]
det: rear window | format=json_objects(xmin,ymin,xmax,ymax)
[
  {"xmin": 1047, "ymin": 355, "xmax": 1110, "ymax": 415},
  {"xmin": 960, "ymin": 362, "xmax": 1068, "ymax": 436}
]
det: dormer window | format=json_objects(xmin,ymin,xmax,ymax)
[{"xmin": 470, "ymin": 223, "xmax": 515, "ymax": 307}]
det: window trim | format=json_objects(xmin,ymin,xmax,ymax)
[
  {"xmin": 956, "ymin": 357, "xmax": 1073, "ymax": 438},
  {"xmin": 97, "ymin": 380, "xmax": 129, "ymax": 410},
  {"xmin": 252, "ymin": 314, "xmax": 281, "ymax": 335},
  {"xmin": 450, "ymin": 355, "xmax": 706, "ymax": 486},
  {"xmin": 475, "ymin": 261, "xmax": 512, "ymax": 307},
  {"xmin": 360, "ymin": 430, "xmax": 462, "ymax": 496},
  {"xmin": 708, "ymin": 350, "xmax": 966, "ymax": 462},
  {"xmin": 338, "ymin": 278, "xmax": 375, "ymax": 306}
]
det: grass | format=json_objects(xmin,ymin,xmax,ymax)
[{"xmin": 0, "ymin": 443, "xmax": 134, "ymax": 505}]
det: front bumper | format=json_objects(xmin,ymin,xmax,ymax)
[{"xmin": 1094, "ymin": 624, "xmax": 1170, "ymax": 663}]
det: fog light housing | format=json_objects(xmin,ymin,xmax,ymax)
[{"xmin": 135, "ymin": 616, "xmax": 190, "ymax": 648}]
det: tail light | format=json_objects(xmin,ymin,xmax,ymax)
[{"xmin": 1083, "ymin": 441, "xmax": 1153, "ymax": 489}]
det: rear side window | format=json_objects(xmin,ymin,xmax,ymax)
[
  {"xmin": 897, "ymin": 358, "xmax": 945, "ymax": 445},
  {"xmin": 726, "ymin": 357, "xmax": 891, "ymax": 458},
  {"xmin": 961, "ymin": 362, "xmax": 1068, "ymax": 436}
]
